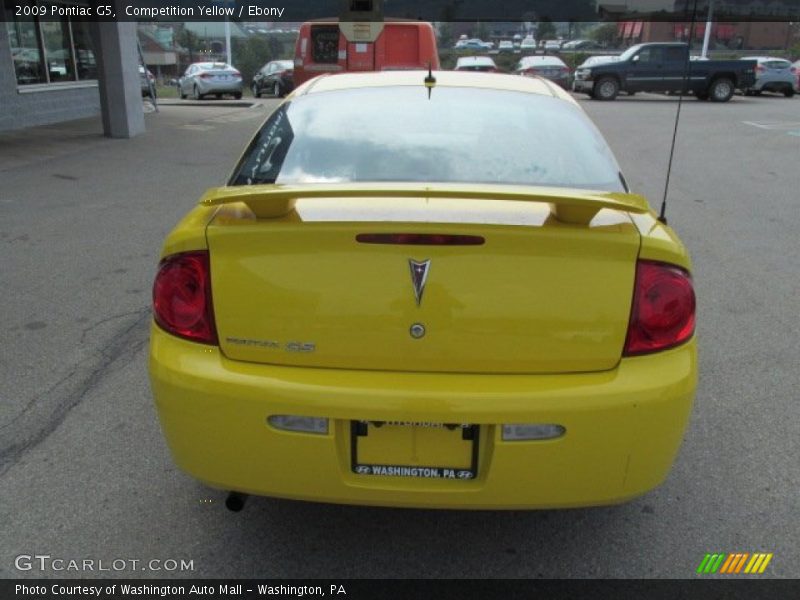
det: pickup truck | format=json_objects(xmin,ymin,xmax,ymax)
[{"xmin": 572, "ymin": 42, "xmax": 756, "ymax": 102}]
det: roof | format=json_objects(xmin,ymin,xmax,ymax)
[
  {"xmin": 517, "ymin": 56, "xmax": 568, "ymax": 67},
  {"xmin": 455, "ymin": 56, "xmax": 496, "ymax": 67},
  {"xmin": 295, "ymin": 70, "xmax": 576, "ymax": 105}
]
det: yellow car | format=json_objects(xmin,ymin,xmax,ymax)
[{"xmin": 149, "ymin": 71, "xmax": 696, "ymax": 510}]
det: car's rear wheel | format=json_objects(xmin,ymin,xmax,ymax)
[
  {"xmin": 783, "ymin": 85, "xmax": 794, "ymax": 98},
  {"xmin": 215, "ymin": 93, "xmax": 222, "ymax": 99},
  {"xmin": 709, "ymin": 77, "xmax": 734, "ymax": 102},
  {"xmin": 593, "ymin": 76, "xmax": 619, "ymax": 101},
  {"xmin": 233, "ymin": 92, "xmax": 242, "ymax": 100},
  {"xmin": 252, "ymin": 83, "xmax": 260, "ymax": 98},
  {"xmin": 179, "ymin": 85, "xmax": 187, "ymax": 100}
]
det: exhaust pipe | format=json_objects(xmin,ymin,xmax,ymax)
[{"xmin": 225, "ymin": 492, "xmax": 248, "ymax": 512}]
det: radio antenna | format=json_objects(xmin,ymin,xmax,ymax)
[{"xmin": 660, "ymin": 0, "xmax": 699, "ymax": 225}]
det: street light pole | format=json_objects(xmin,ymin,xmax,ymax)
[
  {"xmin": 225, "ymin": 17, "xmax": 232, "ymax": 65},
  {"xmin": 701, "ymin": 0, "xmax": 714, "ymax": 58}
]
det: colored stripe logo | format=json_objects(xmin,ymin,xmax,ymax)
[{"xmin": 696, "ymin": 553, "xmax": 773, "ymax": 574}]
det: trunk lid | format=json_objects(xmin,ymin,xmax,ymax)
[{"xmin": 206, "ymin": 190, "xmax": 643, "ymax": 374}]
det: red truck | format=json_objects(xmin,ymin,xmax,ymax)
[{"xmin": 293, "ymin": 20, "xmax": 440, "ymax": 87}]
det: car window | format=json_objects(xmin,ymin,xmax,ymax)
[
  {"xmin": 664, "ymin": 47, "xmax": 685, "ymax": 62},
  {"xmin": 311, "ymin": 26, "xmax": 339, "ymax": 64},
  {"xmin": 764, "ymin": 60, "xmax": 790, "ymax": 69},
  {"xmin": 230, "ymin": 87, "xmax": 624, "ymax": 192},
  {"xmin": 636, "ymin": 47, "xmax": 663, "ymax": 64}
]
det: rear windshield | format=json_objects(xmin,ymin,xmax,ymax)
[{"xmin": 230, "ymin": 86, "xmax": 624, "ymax": 191}]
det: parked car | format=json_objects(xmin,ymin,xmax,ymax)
[
  {"xmin": 139, "ymin": 65, "xmax": 156, "ymax": 99},
  {"xmin": 150, "ymin": 70, "xmax": 696, "ymax": 510},
  {"xmin": 794, "ymin": 60, "xmax": 800, "ymax": 92},
  {"xmin": 497, "ymin": 40, "xmax": 514, "ymax": 54},
  {"xmin": 741, "ymin": 56, "xmax": 796, "ymax": 97},
  {"xmin": 542, "ymin": 40, "xmax": 563, "ymax": 52},
  {"xmin": 561, "ymin": 40, "xmax": 602, "ymax": 51},
  {"xmin": 251, "ymin": 60, "xmax": 294, "ymax": 98},
  {"xmin": 178, "ymin": 62, "xmax": 243, "ymax": 100},
  {"xmin": 572, "ymin": 43, "xmax": 756, "ymax": 101},
  {"xmin": 454, "ymin": 56, "xmax": 499, "ymax": 72},
  {"xmin": 515, "ymin": 55, "xmax": 572, "ymax": 89},
  {"xmin": 520, "ymin": 36, "xmax": 537, "ymax": 52},
  {"xmin": 458, "ymin": 38, "xmax": 493, "ymax": 51}
]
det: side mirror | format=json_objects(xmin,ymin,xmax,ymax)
[{"xmin": 632, "ymin": 55, "xmax": 640, "ymax": 63}]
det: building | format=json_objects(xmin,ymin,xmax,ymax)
[{"xmin": 2, "ymin": 1, "xmax": 146, "ymax": 137}]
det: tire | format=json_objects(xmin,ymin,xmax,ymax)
[
  {"xmin": 233, "ymin": 92, "xmax": 242, "ymax": 100},
  {"xmin": 192, "ymin": 85, "xmax": 203, "ymax": 100},
  {"xmin": 593, "ymin": 76, "xmax": 619, "ymax": 101},
  {"xmin": 708, "ymin": 77, "xmax": 734, "ymax": 102},
  {"xmin": 179, "ymin": 85, "xmax": 187, "ymax": 100},
  {"xmin": 783, "ymin": 86, "xmax": 794, "ymax": 98},
  {"xmin": 215, "ymin": 93, "xmax": 222, "ymax": 99},
  {"xmin": 275, "ymin": 82, "xmax": 283, "ymax": 98},
  {"xmin": 252, "ymin": 83, "xmax": 260, "ymax": 98}
]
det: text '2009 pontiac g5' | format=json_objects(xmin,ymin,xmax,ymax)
[{"xmin": 149, "ymin": 71, "xmax": 696, "ymax": 510}]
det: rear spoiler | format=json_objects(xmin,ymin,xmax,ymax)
[{"xmin": 200, "ymin": 183, "xmax": 651, "ymax": 225}]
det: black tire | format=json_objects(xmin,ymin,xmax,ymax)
[
  {"xmin": 275, "ymin": 82, "xmax": 283, "ymax": 97},
  {"xmin": 593, "ymin": 76, "xmax": 619, "ymax": 101},
  {"xmin": 192, "ymin": 85, "xmax": 203, "ymax": 100},
  {"xmin": 783, "ymin": 86, "xmax": 794, "ymax": 98},
  {"xmin": 179, "ymin": 85, "xmax": 187, "ymax": 100},
  {"xmin": 252, "ymin": 83, "xmax": 261, "ymax": 98},
  {"xmin": 233, "ymin": 92, "xmax": 242, "ymax": 100},
  {"xmin": 708, "ymin": 77, "xmax": 734, "ymax": 102},
  {"xmin": 215, "ymin": 93, "xmax": 222, "ymax": 99}
]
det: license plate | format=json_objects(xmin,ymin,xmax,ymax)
[{"xmin": 351, "ymin": 421, "xmax": 479, "ymax": 480}]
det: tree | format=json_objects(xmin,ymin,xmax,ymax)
[
  {"xmin": 232, "ymin": 36, "xmax": 272, "ymax": 85},
  {"xmin": 589, "ymin": 23, "xmax": 618, "ymax": 47},
  {"xmin": 537, "ymin": 19, "xmax": 556, "ymax": 41}
]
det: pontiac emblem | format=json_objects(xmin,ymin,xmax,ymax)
[{"xmin": 408, "ymin": 259, "xmax": 431, "ymax": 306}]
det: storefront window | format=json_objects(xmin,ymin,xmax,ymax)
[
  {"xmin": 40, "ymin": 18, "xmax": 75, "ymax": 82},
  {"xmin": 6, "ymin": 16, "xmax": 46, "ymax": 84},
  {"xmin": 70, "ymin": 20, "xmax": 97, "ymax": 80},
  {"xmin": 3, "ymin": 1, "xmax": 95, "ymax": 85}
]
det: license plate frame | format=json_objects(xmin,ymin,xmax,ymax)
[{"xmin": 350, "ymin": 421, "xmax": 479, "ymax": 480}]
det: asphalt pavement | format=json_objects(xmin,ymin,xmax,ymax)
[{"xmin": 0, "ymin": 92, "xmax": 797, "ymax": 578}]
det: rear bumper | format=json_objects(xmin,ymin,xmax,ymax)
[
  {"xmin": 149, "ymin": 324, "xmax": 697, "ymax": 509},
  {"xmin": 196, "ymin": 79, "xmax": 243, "ymax": 95}
]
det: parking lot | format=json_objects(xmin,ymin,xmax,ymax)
[{"xmin": 0, "ymin": 91, "xmax": 797, "ymax": 578}]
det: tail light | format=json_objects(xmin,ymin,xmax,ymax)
[
  {"xmin": 523, "ymin": 68, "xmax": 538, "ymax": 76},
  {"xmin": 756, "ymin": 64, "xmax": 765, "ymax": 73},
  {"xmin": 623, "ymin": 260, "xmax": 695, "ymax": 356},
  {"xmin": 232, "ymin": 70, "xmax": 241, "ymax": 77},
  {"xmin": 153, "ymin": 251, "xmax": 217, "ymax": 345},
  {"xmin": 199, "ymin": 73, "xmax": 212, "ymax": 79}
]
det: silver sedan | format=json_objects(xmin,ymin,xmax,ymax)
[{"xmin": 178, "ymin": 62, "xmax": 243, "ymax": 100}]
